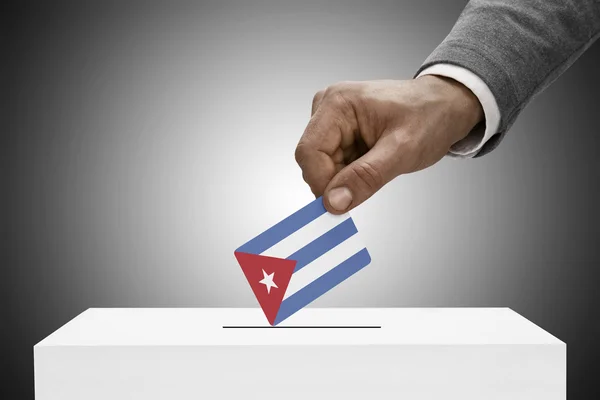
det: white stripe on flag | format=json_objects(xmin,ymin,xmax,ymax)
[
  {"xmin": 283, "ymin": 232, "xmax": 365, "ymax": 299},
  {"xmin": 260, "ymin": 212, "xmax": 350, "ymax": 259}
]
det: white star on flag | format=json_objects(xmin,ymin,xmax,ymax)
[{"xmin": 259, "ymin": 269, "xmax": 278, "ymax": 294}]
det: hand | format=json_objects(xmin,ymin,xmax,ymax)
[{"xmin": 294, "ymin": 76, "xmax": 484, "ymax": 214}]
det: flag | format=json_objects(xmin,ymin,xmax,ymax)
[{"xmin": 234, "ymin": 196, "xmax": 371, "ymax": 325}]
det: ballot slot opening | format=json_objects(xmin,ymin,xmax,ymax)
[{"xmin": 222, "ymin": 325, "xmax": 382, "ymax": 329}]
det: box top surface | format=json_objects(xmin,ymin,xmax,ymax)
[{"xmin": 36, "ymin": 308, "xmax": 563, "ymax": 347}]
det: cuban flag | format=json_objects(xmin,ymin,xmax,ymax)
[{"xmin": 234, "ymin": 196, "xmax": 371, "ymax": 325}]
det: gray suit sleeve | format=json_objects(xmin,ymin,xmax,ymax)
[{"xmin": 416, "ymin": 0, "xmax": 600, "ymax": 157}]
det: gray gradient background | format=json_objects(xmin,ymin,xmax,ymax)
[{"xmin": 3, "ymin": 0, "xmax": 599, "ymax": 398}]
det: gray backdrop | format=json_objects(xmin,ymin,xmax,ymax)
[{"xmin": 4, "ymin": 0, "xmax": 599, "ymax": 398}]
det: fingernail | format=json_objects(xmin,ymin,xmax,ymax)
[{"xmin": 328, "ymin": 187, "xmax": 352, "ymax": 211}]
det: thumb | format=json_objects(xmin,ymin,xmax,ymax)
[{"xmin": 323, "ymin": 134, "xmax": 404, "ymax": 214}]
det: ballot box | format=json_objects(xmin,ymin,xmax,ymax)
[{"xmin": 34, "ymin": 308, "xmax": 565, "ymax": 399}]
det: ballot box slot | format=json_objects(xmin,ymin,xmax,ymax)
[{"xmin": 222, "ymin": 325, "xmax": 382, "ymax": 329}]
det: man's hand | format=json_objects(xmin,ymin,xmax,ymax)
[{"xmin": 294, "ymin": 76, "xmax": 484, "ymax": 214}]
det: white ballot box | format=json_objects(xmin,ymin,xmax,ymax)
[{"xmin": 34, "ymin": 308, "xmax": 565, "ymax": 399}]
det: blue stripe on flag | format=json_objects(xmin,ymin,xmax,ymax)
[
  {"xmin": 236, "ymin": 197, "xmax": 327, "ymax": 255},
  {"xmin": 274, "ymin": 248, "xmax": 371, "ymax": 325},
  {"xmin": 287, "ymin": 218, "xmax": 358, "ymax": 272}
]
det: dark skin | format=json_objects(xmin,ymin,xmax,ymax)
[{"xmin": 295, "ymin": 75, "xmax": 484, "ymax": 213}]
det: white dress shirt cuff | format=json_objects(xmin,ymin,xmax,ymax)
[{"xmin": 417, "ymin": 64, "xmax": 501, "ymax": 158}]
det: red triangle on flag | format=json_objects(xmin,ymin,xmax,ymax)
[{"xmin": 234, "ymin": 251, "xmax": 296, "ymax": 325}]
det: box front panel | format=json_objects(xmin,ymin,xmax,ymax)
[{"xmin": 35, "ymin": 344, "xmax": 565, "ymax": 400}]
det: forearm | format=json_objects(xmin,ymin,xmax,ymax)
[{"xmin": 417, "ymin": 0, "xmax": 600, "ymax": 156}]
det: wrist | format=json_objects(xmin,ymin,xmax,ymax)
[{"xmin": 417, "ymin": 74, "xmax": 484, "ymax": 144}]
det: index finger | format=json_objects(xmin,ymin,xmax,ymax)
[{"xmin": 295, "ymin": 108, "xmax": 344, "ymax": 196}]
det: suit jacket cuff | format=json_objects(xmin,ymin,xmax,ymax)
[{"xmin": 417, "ymin": 64, "xmax": 501, "ymax": 158}]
